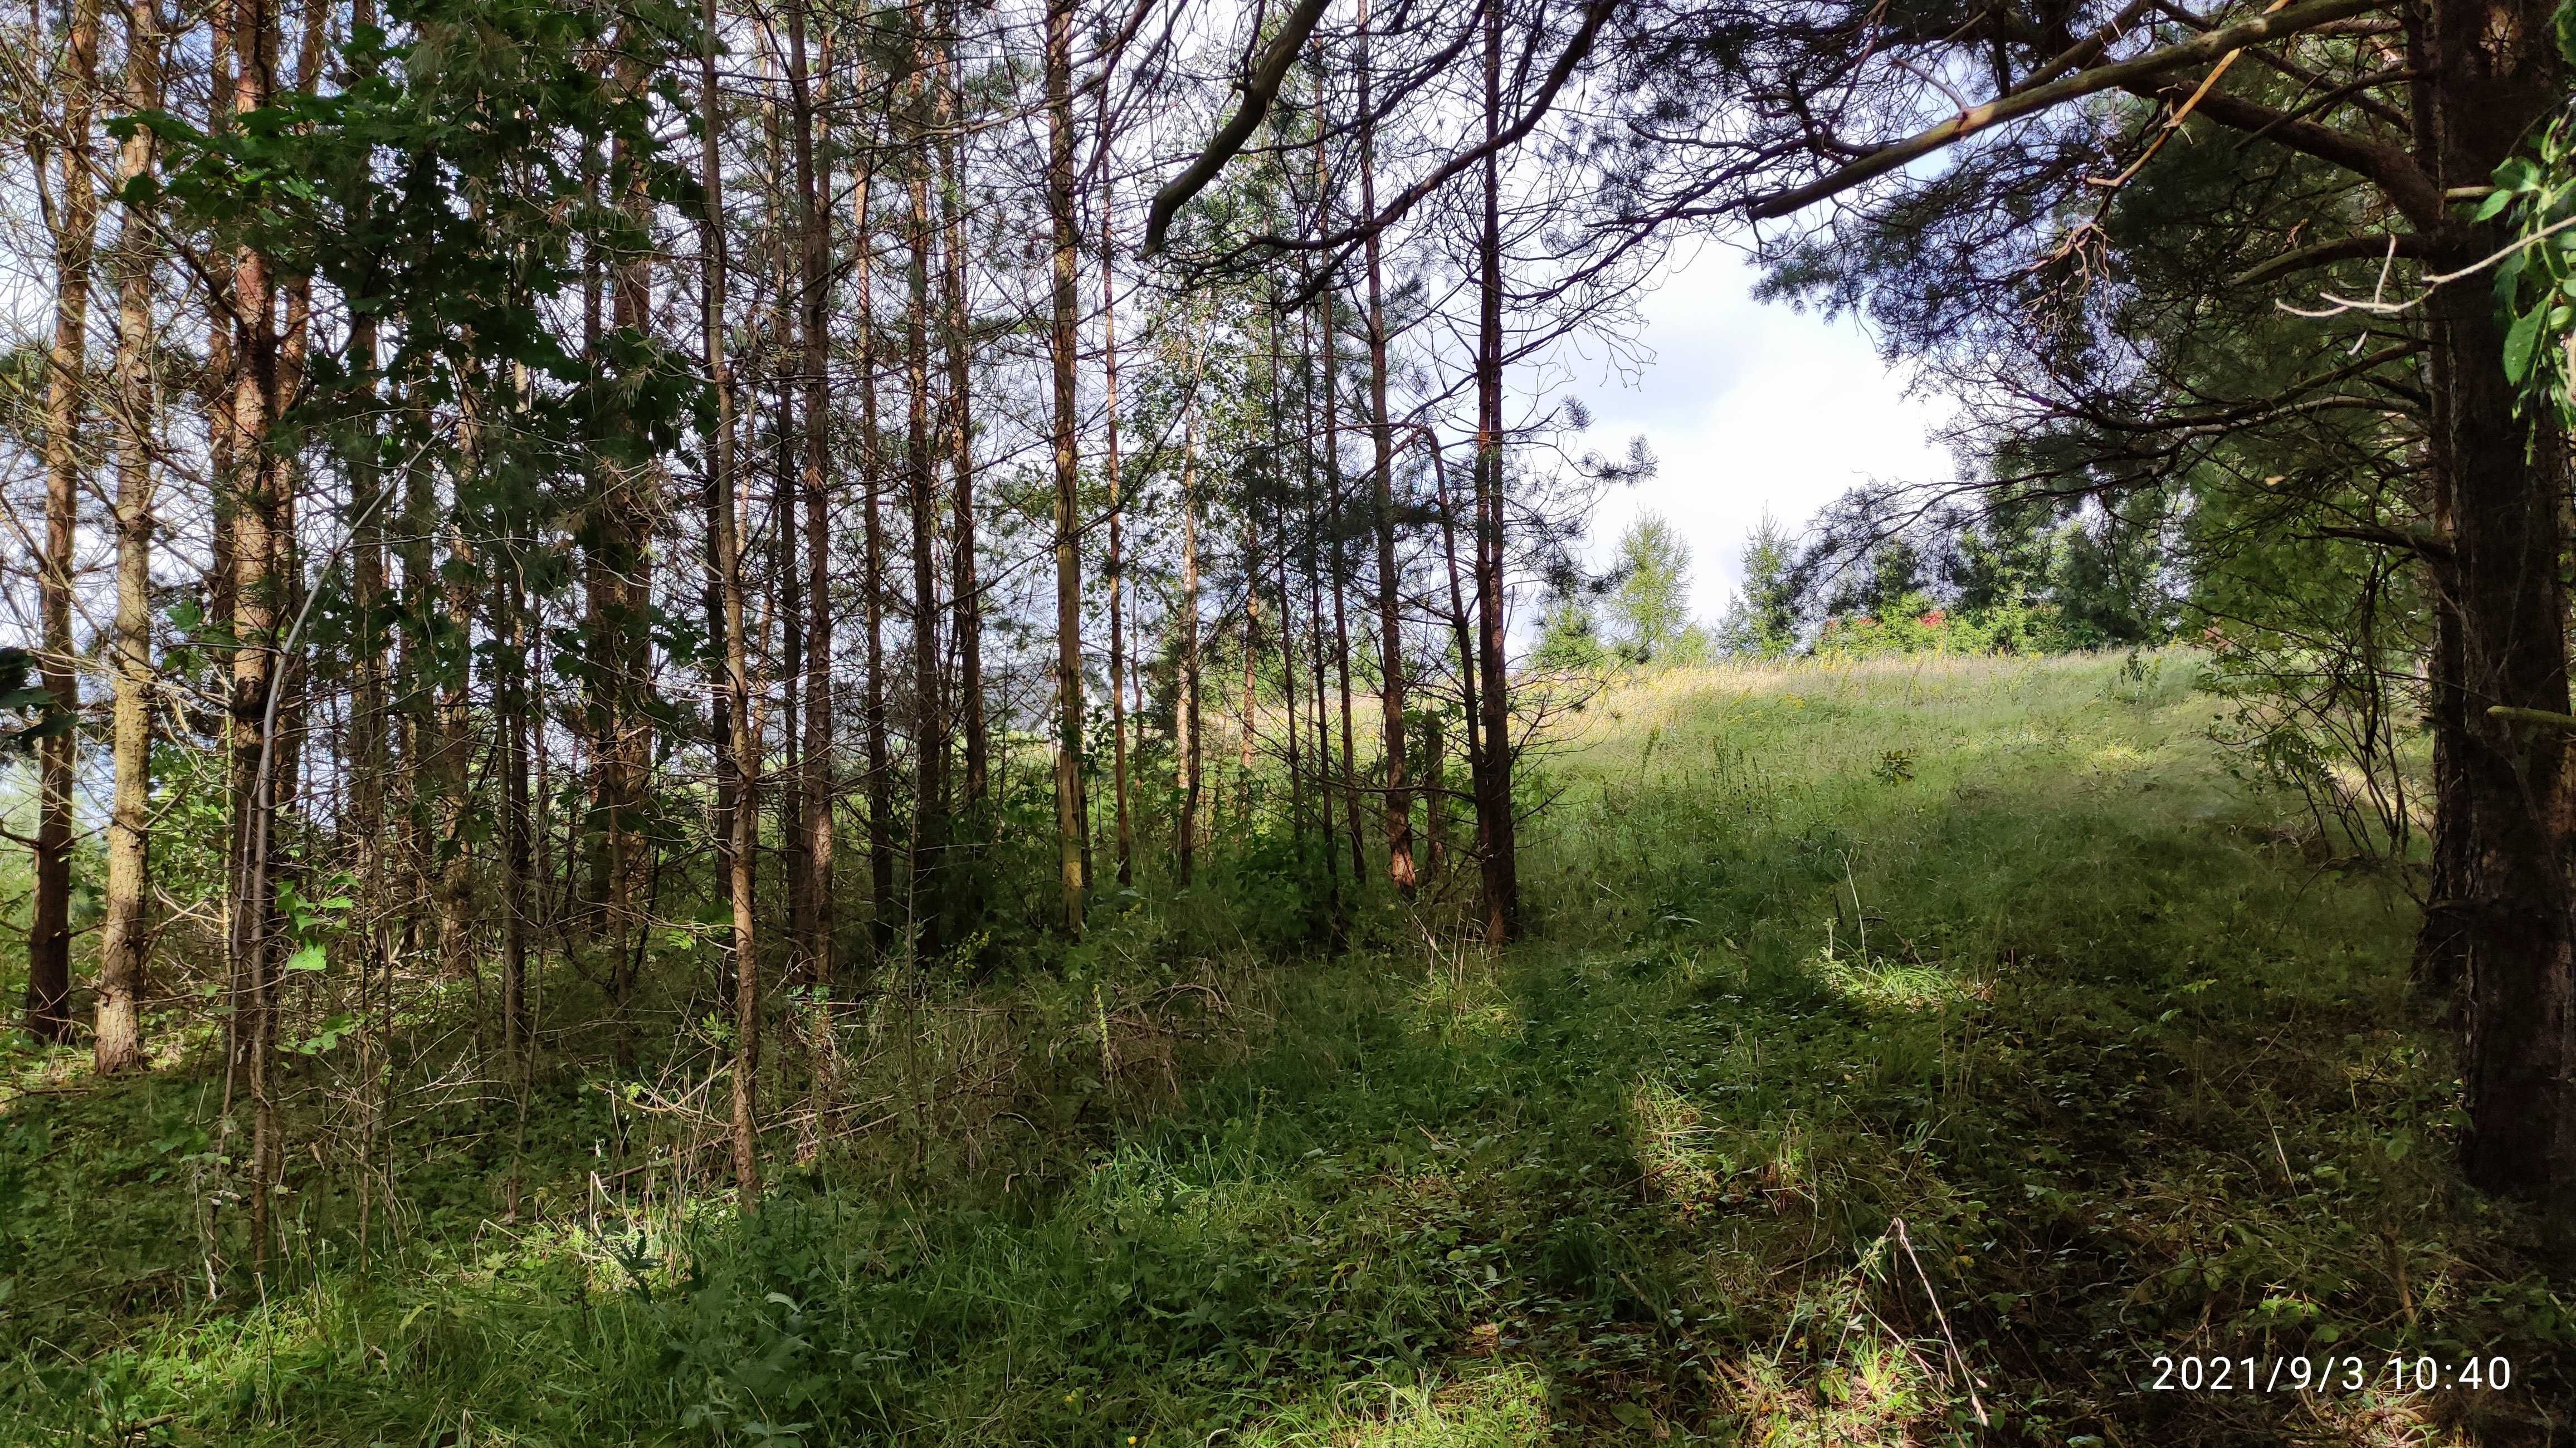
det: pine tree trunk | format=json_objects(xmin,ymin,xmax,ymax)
[
  {"xmin": 700, "ymin": 0, "xmax": 762, "ymax": 1209},
  {"xmin": 1299, "ymin": 310, "xmax": 1340, "ymax": 930},
  {"xmin": 1432, "ymin": 433, "xmax": 1482, "ymax": 902},
  {"xmin": 1177, "ymin": 380, "xmax": 1203, "ymax": 887},
  {"xmin": 2414, "ymin": 0, "xmax": 2574, "ymax": 1211},
  {"xmin": 857, "ymin": 155, "xmax": 895, "ymax": 964},
  {"xmin": 95, "ymin": 0, "xmax": 162, "ymax": 1074},
  {"xmin": 1470, "ymin": 2, "xmax": 1519, "ymax": 946},
  {"xmin": 501, "ymin": 565, "xmax": 532, "ymax": 1068},
  {"xmin": 942, "ymin": 0, "xmax": 985, "ymax": 821},
  {"xmin": 1102, "ymin": 169, "xmax": 1133, "ymax": 889},
  {"xmin": 1358, "ymin": 0, "xmax": 1412, "ymax": 899},
  {"xmin": 27, "ymin": 0, "xmax": 103, "ymax": 1045},
  {"xmin": 1311, "ymin": 133, "xmax": 1362, "ymax": 884},
  {"xmin": 1047, "ymin": 0, "xmax": 1086, "ymax": 935},
  {"xmin": 95, "ymin": 0, "xmax": 163, "ymax": 1061},
  {"xmin": 904, "ymin": 33, "xmax": 946, "ymax": 956},
  {"xmin": 789, "ymin": 1, "xmax": 836, "ymax": 1067},
  {"xmin": 225, "ymin": 0, "xmax": 285, "ymax": 1267}
]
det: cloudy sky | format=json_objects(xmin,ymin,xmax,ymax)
[{"xmin": 1562, "ymin": 240, "xmax": 1958, "ymax": 623}]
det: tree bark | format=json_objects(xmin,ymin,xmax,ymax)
[
  {"xmin": 903, "ymin": 31, "xmax": 947, "ymax": 956},
  {"xmin": 27, "ymin": 0, "xmax": 104, "ymax": 1045},
  {"xmin": 1102, "ymin": 166, "xmax": 1133, "ymax": 889},
  {"xmin": 789, "ymin": 0, "xmax": 836, "ymax": 1076},
  {"xmin": 1359, "ymin": 0, "xmax": 1413, "ymax": 899},
  {"xmin": 1177, "ymin": 359, "xmax": 1203, "ymax": 887},
  {"xmin": 1470, "ymin": 1, "xmax": 1519, "ymax": 946},
  {"xmin": 699, "ymin": 0, "xmax": 762, "ymax": 1209},
  {"xmin": 2413, "ymin": 0, "xmax": 2574, "ymax": 1210},
  {"xmin": 942, "ymin": 0, "xmax": 986, "ymax": 821},
  {"xmin": 95, "ymin": 0, "xmax": 162, "ymax": 1074},
  {"xmin": 1047, "ymin": 0, "xmax": 1086, "ymax": 935},
  {"xmin": 223, "ymin": 0, "xmax": 284, "ymax": 1268},
  {"xmin": 856, "ymin": 154, "xmax": 895, "ymax": 963}
]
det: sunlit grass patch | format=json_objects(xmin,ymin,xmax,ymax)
[
  {"xmin": 1626, "ymin": 1075, "xmax": 1720, "ymax": 1211},
  {"xmin": 1242, "ymin": 1366, "xmax": 1552, "ymax": 1447},
  {"xmin": 1404, "ymin": 952, "xmax": 1524, "ymax": 1043},
  {"xmin": 1812, "ymin": 952, "xmax": 1980, "ymax": 1014}
]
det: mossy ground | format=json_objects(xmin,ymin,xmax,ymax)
[{"xmin": 5, "ymin": 652, "xmax": 2568, "ymax": 1444}]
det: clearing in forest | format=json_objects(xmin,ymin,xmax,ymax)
[{"xmin": 3, "ymin": 652, "xmax": 2567, "ymax": 1445}]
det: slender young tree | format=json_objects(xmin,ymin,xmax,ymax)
[
  {"xmin": 942, "ymin": 0, "xmax": 987, "ymax": 817},
  {"xmin": 1101, "ymin": 160, "xmax": 1132, "ymax": 888},
  {"xmin": 1358, "ymin": 0, "xmax": 1413, "ymax": 898},
  {"xmin": 1046, "ymin": 0, "xmax": 1085, "ymax": 933},
  {"xmin": 698, "ymin": 0, "xmax": 761, "ymax": 1209},
  {"xmin": 1468, "ymin": 0, "xmax": 1519, "ymax": 945},
  {"xmin": 1175, "ymin": 314, "xmax": 1206, "ymax": 886},
  {"xmin": 856, "ymin": 148, "xmax": 895, "ymax": 961},
  {"xmin": 902, "ymin": 25, "xmax": 946, "ymax": 953},
  {"xmin": 789, "ymin": 0, "xmax": 835, "ymax": 1006}
]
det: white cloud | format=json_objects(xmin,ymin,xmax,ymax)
[{"xmin": 1564, "ymin": 242, "xmax": 1956, "ymax": 619}]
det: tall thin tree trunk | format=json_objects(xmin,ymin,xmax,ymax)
[
  {"xmin": 789, "ymin": 2, "xmax": 836, "ymax": 1071},
  {"xmin": 95, "ymin": 0, "xmax": 162, "ymax": 1074},
  {"xmin": 1240, "ymin": 525, "xmax": 1259, "ymax": 781},
  {"xmin": 1359, "ymin": 0, "xmax": 1412, "ymax": 899},
  {"xmin": 903, "ymin": 34, "xmax": 946, "ymax": 956},
  {"xmin": 345, "ymin": 0, "xmax": 389, "ymax": 1215},
  {"xmin": 1422, "ymin": 711, "xmax": 1447, "ymax": 883},
  {"xmin": 1432, "ymin": 433, "xmax": 1482, "ymax": 894},
  {"xmin": 1313, "ymin": 129, "xmax": 1362, "ymax": 883},
  {"xmin": 598, "ymin": 33, "xmax": 659, "ymax": 1067},
  {"xmin": 1269, "ymin": 309, "xmax": 1303, "ymax": 852},
  {"xmin": 1046, "ymin": 0, "xmax": 1085, "ymax": 935},
  {"xmin": 855, "ymin": 156, "xmax": 894, "ymax": 963},
  {"xmin": 501, "ymin": 562, "xmax": 532, "ymax": 1068},
  {"xmin": 224, "ymin": 0, "xmax": 284, "ymax": 1268},
  {"xmin": 1101, "ymin": 170, "xmax": 1132, "ymax": 888},
  {"xmin": 699, "ymin": 0, "xmax": 762, "ymax": 1210},
  {"xmin": 942, "ymin": 0, "xmax": 985, "ymax": 819},
  {"xmin": 765, "ymin": 38, "xmax": 809, "ymax": 993},
  {"xmin": 1177, "ymin": 378, "xmax": 1203, "ymax": 887},
  {"xmin": 27, "ymin": 0, "xmax": 103, "ymax": 1044},
  {"xmin": 1470, "ymin": 3, "xmax": 1519, "ymax": 946},
  {"xmin": 1301, "ymin": 316, "xmax": 1339, "ymax": 933}
]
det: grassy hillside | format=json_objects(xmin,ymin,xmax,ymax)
[{"xmin": 5, "ymin": 652, "xmax": 2568, "ymax": 1445}]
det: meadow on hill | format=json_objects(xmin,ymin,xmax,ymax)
[{"xmin": 4, "ymin": 652, "xmax": 2567, "ymax": 1445}]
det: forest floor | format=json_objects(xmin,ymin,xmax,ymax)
[{"xmin": 6, "ymin": 651, "xmax": 2573, "ymax": 1445}]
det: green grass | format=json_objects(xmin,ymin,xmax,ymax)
[{"xmin": 5, "ymin": 650, "xmax": 2570, "ymax": 1445}]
